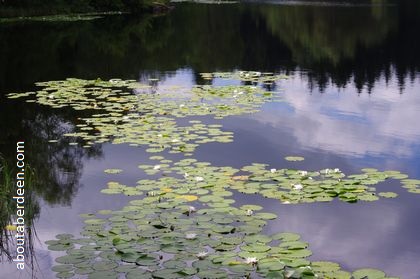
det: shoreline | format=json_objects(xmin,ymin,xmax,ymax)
[
  {"xmin": 0, "ymin": 11, "xmax": 128, "ymax": 23},
  {"xmin": 0, "ymin": 2, "xmax": 173, "ymax": 19}
]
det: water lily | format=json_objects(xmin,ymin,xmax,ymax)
[
  {"xmin": 292, "ymin": 184, "xmax": 303, "ymax": 190},
  {"xmin": 270, "ymin": 168, "xmax": 276, "ymax": 173},
  {"xmin": 245, "ymin": 257, "xmax": 258, "ymax": 264},
  {"xmin": 300, "ymin": 171, "xmax": 308, "ymax": 176},
  {"xmin": 334, "ymin": 168, "xmax": 340, "ymax": 173},
  {"xmin": 246, "ymin": 209, "xmax": 254, "ymax": 216},
  {"xmin": 153, "ymin": 165, "xmax": 161, "ymax": 170},
  {"xmin": 185, "ymin": 233, "xmax": 197, "ymax": 240},
  {"xmin": 172, "ymin": 139, "xmax": 179, "ymax": 143},
  {"xmin": 189, "ymin": 206, "xmax": 196, "ymax": 213},
  {"xmin": 195, "ymin": 176, "xmax": 204, "ymax": 182},
  {"xmin": 283, "ymin": 201, "xmax": 291, "ymax": 204},
  {"xmin": 196, "ymin": 251, "xmax": 208, "ymax": 259},
  {"xmin": 184, "ymin": 172, "xmax": 189, "ymax": 178},
  {"xmin": 285, "ymin": 270, "xmax": 295, "ymax": 278}
]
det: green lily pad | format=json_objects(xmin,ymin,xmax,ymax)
[
  {"xmin": 352, "ymin": 268, "xmax": 386, "ymax": 279},
  {"xmin": 284, "ymin": 156, "xmax": 305, "ymax": 162}
]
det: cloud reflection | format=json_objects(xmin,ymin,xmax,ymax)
[{"xmin": 254, "ymin": 73, "xmax": 420, "ymax": 158}]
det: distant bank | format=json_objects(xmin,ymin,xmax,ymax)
[{"xmin": 0, "ymin": 0, "xmax": 172, "ymax": 18}]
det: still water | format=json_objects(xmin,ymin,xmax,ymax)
[{"xmin": 1, "ymin": 1, "xmax": 420, "ymax": 278}]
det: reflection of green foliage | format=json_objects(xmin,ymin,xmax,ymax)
[
  {"xmin": 1, "ymin": 3, "xmax": 419, "ymax": 92},
  {"xmin": 254, "ymin": 4, "xmax": 396, "ymax": 65},
  {"xmin": 0, "ymin": 95, "xmax": 102, "ymax": 206},
  {"xmin": 0, "ymin": 156, "xmax": 39, "ymax": 261},
  {"xmin": 22, "ymin": 112, "xmax": 103, "ymax": 205},
  {"xmin": 0, "ymin": 157, "xmax": 14, "ymax": 237}
]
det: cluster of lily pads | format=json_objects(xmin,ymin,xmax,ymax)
[
  {"xmin": 7, "ymin": 72, "xmax": 418, "ymax": 278},
  {"xmin": 200, "ymin": 71, "xmax": 287, "ymax": 85},
  {"xmin": 45, "ymin": 155, "xmax": 406, "ymax": 279},
  {"xmin": 6, "ymin": 73, "xmax": 282, "ymax": 153},
  {"xmin": 102, "ymin": 157, "xmax": 419, "ymax": 203}
]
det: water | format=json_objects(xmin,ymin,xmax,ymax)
[{"xmin": 1, "ymin": 1, "xmax": 420, "ymax": 278}]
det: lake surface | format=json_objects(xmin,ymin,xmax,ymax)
[{"xmin": 1, "ymin": 1, "xmax": 420, "ymax": 278}]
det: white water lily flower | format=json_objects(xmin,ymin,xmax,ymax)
[
  {"xmin": 334, "ymin": 168, "xmax": 340, "ymax": 173},
  {"xmin": 270, "ymin": 168, "xmax": 276, "ymax": 173},
  {"xmin": 195, "ymin": 176, "xmax": 204, "ymax": 182},
  {"xmin": 245, "ymin": 257, "xmax": 258, "ymax": 264},
  {"xmin": 184, "ymin": 172, "xmax": 189, "ymax": 178},
  {"xmin": 197, "ymin": 251, "xmax": 208, "ymax": 259},
  {"xmin": 185, "ymin": 233, "xmax": 197, "ymax": 240},
  {"xmin": 48, "ymin": 94, "xmax": 54, "ymax": 99},
  {"xmin": 308, "ymin": 177, "xmax": 313, "ymax": 180},
  {"xmin": 157, "ymin": 134, "xmax": 162, "ymax": 137},
  {"xmin": 292, "ymin": 184, "xmax": 303, "ymax": 190},
  {"xmin": 246, "ymin": 209, "xmax": 254, "ymax": 216},
  {"xmin": 324, "ymin": 168, "xmax": 331, "ymax": 174},
  {"xmin": 283, "ymin": 201, "xmax": 291, "ymax": 204},
  {"xmin": 153, "ymin": 165, "xmax": 161, "ymax": 170},
  {"xmin": 189, "ymin": 206, "xmax": 196, "ymax": 213},
  {"xmin": 123, "ymin": 116, "xmax": 129, "ymax": 120},
  {"xmin": 179, "ymin": 104, "xmax": 185, "ymax": 108},
  {"xmin": 172, "ymin": 139, "xmax": 179, "ymax": 143},
  {"xmin": 300, "ymin": 171, "xmax": 308, "ymax": 176},
  {"xmin": 285, "ymin": 270, "xmax": 295, "ymax": 278}
]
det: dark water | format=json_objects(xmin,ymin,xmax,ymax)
[{"xmin": 1, "ymin": 1, "xmax": 420, "ymax": 278}]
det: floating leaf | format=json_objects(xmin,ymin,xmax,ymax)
[
  {"xmin": 352, "ymin": 268, "xmax": 386, "ymax": 279},
  {"xmin": 284, "ymin": 156, "xmax": 305, "ymax": 162},
  {"xmin": 104, "ymin": 169, "xmax": 123, "ymax": 174}
]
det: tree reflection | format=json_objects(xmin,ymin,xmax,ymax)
[
  {"xmin": 1, "ymin": 2, "xmax": 419, "ymax": 93},
  {"xmin": 0, "ymin": 99, "xmax": 103, "ymax": 206},
  {"xmin": 0, "ymin": 97, "xmax": 102, "ymax": 269},
  {"xmin": 0, "ymin": 157, "xmax": 39, "ymax": 270}
]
